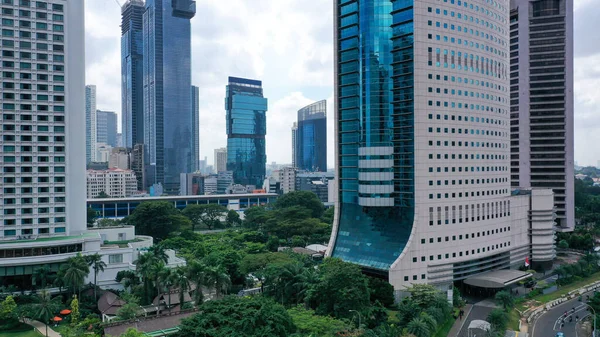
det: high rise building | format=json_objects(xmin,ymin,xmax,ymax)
[
  {"xmin": 143, "ymin": 0, "xmax": 196, "ymax": 194},
  {"xmin": 328, "ymin": 0, "xmax": 556, "ymax": 293},
  {"xmin": 214, "ymin": 147, "xmax": 228, "ymax": 173},
  {"xmin": 291, "ymin": 122, "xmax": 298, "ymax": 168},
  {"xmin": 295, "ymin": 100, "xmax": 327, "ymax": 172},
  {"xmin": 86, "ymin": 169, "xmax": 138, "ymax": 199},
  {"xmin": 180, "ymin": 173, "xmax": 205, "ymax": 196},
  {"xmin": 509, "ymin": 0, "xmax": 574, "ymax": 231},
  {"xmin": 85, "ymin": 85, "xmax": 97, "ymax": 163},
  {"xmin": 109, "ymin": 148, "xmax": 131, "ymax": 170},
  {"xmin": 225, "ymin": 77, "xmax": 268, "ymax": 186},
  {"xmin": 191, "ymin": 85, "xmax": 200, "ymax": 171},
  {"xmin": 121, "ymin": 0, "xmax": 145, "ymax": 149},
  {"xmin": 96, "ymin": 110, "xmax": 118, "ymax": 148},
  {"xmin": 131, "ymin": 144, "xmax": 145, "ymax": 191}
]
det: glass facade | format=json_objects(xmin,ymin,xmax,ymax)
[
  {"xmin": 191, "ymin": 85, "xmax": 200, "ymax": 171},
  {"xmin": 121, "ymin": 0, "xmax": 145, "ymax": 149},
  {"xmin": 225, "ymin": 77, "xmax": 268, "ymax": 187},
  {"xmin": 296, "ymin": 100, "xmax": 327, "ymax": 172},
  {"xmin": 96, "ymin": 110, "xmax": 118, "ymax": 147},
  {"xmin": 143, "ymin": 0, "xmax": 196, "ymax": 194},
  {"xmin": 331, "ymin": 0, "xmax": 415, "ymax": 271}
]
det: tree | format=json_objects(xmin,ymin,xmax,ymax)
[
  {"xmin": 169, "ymin": 266, "xmax": 191, "ymax": 307},
  {"xmin": 116, "ymin": 270, "xmax": 140, "ymax": 291},
  {"xmin": 406, "ymin": 317, "xmax": 430, "ymax": 337},
  {"xmin": 0, "ymin": 296, "xmax": 18, "ymax": 328},
  {"xmin": 275, "ymin": 191, "xmax": 325, "ymax": 218},
  {"xmin": 32, "ymin": 266, "xmax": 52, "ymax": 289},
  {"xmin": 96, "ymin": 191, "xmax": 111, "ymax": 198},
  {"xmin": 405, "ymin": 284, "xmax": 439, "ymax": 309},
  {"xmin": 175, "ymin": 296, "xmax": 295, "ymax": 337},
  {"xmin": 558, "ymin": 239, "xmax": 569, "ymax": 249},
  {"xmin": 126, "ymin": 201, "xmax": 191, "ymax": 240},
  {"xmin": 186, "ymin": 261, "xmax": 206, "ymax": 305},
  {"xmin": 199, "ymin": 204, "xmax": 228, "ymax": 230},
  {"xmin": 226, "ymin": 210, "xmax": 242, "ymax": 227},
  {"xmin": 54, "ymin": 267, "xmax": 66, "ymax": 294},
  {"xmin": 116, "ymin": 303, "xmax": 140, "ymax": 321},
  {"xmin": 305, "ymin": 258, "xmax": 370, "ymax": 320},
  {"xmin": 85, "ymin": 253, "xmax": 107, "ymax": 302},
  {"xmin": 368, "ymin": 277, "xmax": 395, "ymax": 307},
  {"xmin": 87, "ymin": 207, "xmax": 99, "ymax": 227},
  {"xmin": 182, "ymin": 204, "xmax": 205, "ymax": 232},
  {"xmin": 70, "ymin": 296, "xmax": 80, "ymax": 325},
  {"xmin": 135, "ymin": 252, "xmax": 162, "ymax": 304},
  {"xmin": 33, "ymin": 290, "xmax": 61, "ymax": 337},
  {"xmin": 321, "ymin": 207, "xmax": 334, "ymax": 225},
  {"xmin": 63, "ymin": 253, "xmax": 90, "ymax": 299},
  {"xmin": 418, "ymin": 312, "xmax": 437, "ymax": 333},
  {"xmin": 204, "ymin": 265, "xmax": 231, "ymax": 299},
  {"xmin": 487, "ymin": 309, "xmax": 508, "ymax": 331},
  {"xmin": 287, "ymin": 306, "xmax": 349, "ymax": 337},
  {"xmin": 118, "ymin": 328, "xmax": 146, "ymax": 337},
  {"xmin": 494, "ymin": 291, "xmax": 514, "ymax": 311}
]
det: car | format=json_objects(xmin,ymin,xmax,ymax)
[{"xmin": 556, "ymin": 332, "xmax": 564, "ymax": 337}]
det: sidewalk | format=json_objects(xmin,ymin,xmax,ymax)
[
  {"xmin": 447, "ymin": 304, "xmax": 473, "ymax": 337},
  {"xmin": 22, "ymin": 318, "xmax": 61, "ymax": 337}
]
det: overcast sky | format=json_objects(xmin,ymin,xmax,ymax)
[{"xmin": 85, "ymin": 0, "xmax": 596, "ymax": 168}]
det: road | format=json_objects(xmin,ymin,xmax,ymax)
[{"xmin": 532, "ymin": 291, "xmax": 594, "ymax": 337}]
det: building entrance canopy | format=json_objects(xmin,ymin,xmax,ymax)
[{"xmin": 463, "ymin": 270, "xmax": 532, "ymax": 289}]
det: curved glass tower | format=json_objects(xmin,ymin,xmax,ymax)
[
  {"xmin": 296, "ymin": 100, "xmax": 327, "ymax": 172},
  {"xmin": 330, "ymin": 0, "xmax": 520, "ymax": 290}
]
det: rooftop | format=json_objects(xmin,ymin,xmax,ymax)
[{"xmin": 0, "ymin": 232, "xmax": 99, "ymax": 245}]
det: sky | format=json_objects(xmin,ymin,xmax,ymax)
[{"xmin": 85, "ymin": 0, "xmax": 598, "ymax": 168}]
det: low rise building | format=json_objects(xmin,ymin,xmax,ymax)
[
  {"xmin": 109, "ymin": 148, "xmax": 131, "ymax": 170},
  {"xmin": 87, "ymin": 169, "xmax": 138, "ymax": 198}
]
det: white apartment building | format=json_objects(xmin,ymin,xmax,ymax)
[
  {"xmin": 275, "ymin": 166, "xmax": 297, "ymax": 194},
  {"xmin": 214, "ymin": 147, "xmax": 227, "ymax": 173},
  {"xmin": 85, "ymin": 85, "xmax": 97, "ymax": 163},
  {"xmin": 87, "ymin": 169, "xmax": 138, "ymax": 198}
]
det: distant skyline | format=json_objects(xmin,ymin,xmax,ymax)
[{"xmin": 85, "ymin": 0, "xmax": 595, "ymax": 167}]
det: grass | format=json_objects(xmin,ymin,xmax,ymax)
[
  {"xmin": 103, "ymin": 238, "xmax": 143, "ymax": 248},
  {"xmin": 432, "ymin": 316, "xmax": 455, "ymax": 337},
  {"xmin": 507, "ymin": 309, "xmax": 521, "ymax": 331},
  {"xmin": 0, "ymin": 323, "xmax": 42, "ymax": 337},
  {"xmin": 529, "ymin": 271, "xmax": 600, "ymax": 304}
]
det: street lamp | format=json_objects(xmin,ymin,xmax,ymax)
[
  {"xmin": 582, "ymin": 303, "xmax": 597, "ymax": 337},
  {"xmin": 349, "ymin": 310, "xmax": 362, "ymax": 329}
]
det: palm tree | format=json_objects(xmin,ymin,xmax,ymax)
[
  {"xmin": 63, "ymin": 253, "xmax": 90, "ymax": 299},
  {"xmin": 135, "ymin": 253, "xmax": 158, "ymax": 304},
  {"xmin": 170, "ymin": 267, "xmax": 190, "ymax": 308},
  {"xmin": 54, "ymin": 267, "xmax": 66, "ymax": 294},
  {"xmin": 85, "ymin": 253, "xmax": 107, "ymax": 302},
  {"xmin": 33, "ymin": 290, "xmax": 61, "ymax": 337},
  {"xmin": 205, "ymin": 265, "xmax": 231, "ymax": 299},
  {"xmin": 186, "ymin": 261, "xmax": 205, "ymax": 305},
  {"xmin": 406, "ymin": 317, "xmax": 430, "ymax": 337},
  {"xmin": 159, "ymin": 267, "xmax": 173, "ymax": 311},
  {"xmin": 116, "ymin": 270, "xmax": 140, "ymax": 292},
  {"xmin": 148, "ymin": 245, "xmax": 168, "ymax": 264},
  {"xmin": 419, "ymin": 312, "xmax": 438, "ymax": 333},
  {"xmin": 494, "ymin": 291, "xmax": 514, "ymax": 311},
  {"xmin": 32, "ymin": 266, "xmax": 52, "ymax": 289}
]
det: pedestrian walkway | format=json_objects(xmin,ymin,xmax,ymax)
[
  {"xmin": 22, "ymin": 318, "xmax": 61, "ymax": 337},
  {"xmin": 448, "ymin": 304, "xmax": 473, "ymax": 337}
]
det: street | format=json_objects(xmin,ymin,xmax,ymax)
[{"xmin": 532, "ymin": 291, "xmax": 594, "ymax": 337}]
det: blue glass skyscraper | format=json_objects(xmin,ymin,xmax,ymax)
[
  {"xmin": 143, "ymin": 0, "xmax": 196, "ymax": 194},
  {"xmin": 121, "ymin": 0, "xmax": 145, "ymax": 149},
  {"xmin": 225, "ymin": 77, "xmax": 268, "ymax": 187},
  {"xmin": 296, "ymin": 100, "xmax": 327, "ymax": 172}
]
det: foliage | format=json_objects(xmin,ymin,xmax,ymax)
[
  {"xmin": 405, "ymin": 284, "xmax": 439, "ymax": 309},
  {"xmin": 554, "ymin": 253, "xmax": 600, "ymax": 286},
  {"xmin": 0, "ymin": 296, "xmax": 19, "ymax": 329},
  {"xmin": 97, "ymin": 218, "xmax": 121, "ymax": 228},
  {"xmin": 487, "ymin": 309, "xmax": 508, "ymax": 331},
  {"xmin": 114, "ymin": 328, "xmax": 146, "ymax": 337},
  {"xmin": 305, "ymin": 258, "xmax": 370, "ymax": 320},
  {"xmin": 32, "ymin": 290, "xmax": 61, "ymax": 337},
  {"xmin": 275, "ymin": 191, "xmax": 325, "ymax": 218},
  {"xmin": 70, "ymin": 296, "xmax": 80, "ymax": 324},
  {"xmin": 85, "ymin": 253, "xmax": 107, "ymax": 301},
  {"xmin": 287, "ymin": 306, "xmax": 350, "ymax": 337},
  {"xmin": 558, "ymin": 239, "xmax": 569, "ymax": 249},
  {"xmin": 263, "ymin": 261, "xmax": 316, "ymax": 306},
  {"xmin": 226, "ymin": 210, "xmax": 242, "ymax": 227},
  {"xmin": 204, "ymin": 265, "xmax": 231, "ymax": 298},
  {"xmin": 239, "ymin": 252, "xmax": 294, "ymax": 275},
  {"xmin": 116, "ymin": 303, "xmax": 140, "ymax": 321},
  {"xmin": 406, "ymin": 317, "xmax": 430, "ymax": 337},
  {"xmin": 368, "ymin": 277, "xmax": 395, "ymax": 307},
  {"xmin": 63, "ymin": 253, "xmax": 90, "ymax": 298},
  {"xmin": 125, "ymin": 201, "xmax": 191, "ymax": 240},
  {"xmin": 116, "ymin": 270, "xmax": 140, "ymax": 290},
  {"xmin": 494, "ymin": 291, "xmax": 514, "ymax": 311},
  {"xmin": 32, "ymin": 266, "xmax": 53, "ymax": 289},
  {"xmin": 175, "ymin": 296, "xmax": 295, "ymax": 337},
  {"xmin": 87, "ymin": 207, "xmax": 99, "ymax": 227},
  {"xmin": 182, "ymin": 204, "xmax": 228, "ymax": 231}
]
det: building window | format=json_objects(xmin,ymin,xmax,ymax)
[{"xmin": 109, "ymin": 254, "xmax": 123, "ymax": 264}]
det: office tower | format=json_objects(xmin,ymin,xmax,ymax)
[
  {"xmin": 86, "ymin": 169, "xmax": 138, "ymax": 198},
  {"xmin": 509, "ymin": 0, "xmax": 574, "ymax": 231},
  {"xmin": 191, "ymin": 85, "xmax": 200, "ymax": 171},
  {"xmin": 296, "ymin": 100, "xmax": 327, "ymax": 172},
  {"xmin": 96, "ymin": 110, "xmax": 118, "ymax": 148},
  {"xmin": 225, "ymin": 77, "xmax": 268, "ymax": 186},
  {"xmin": 275, "ymin": 167, "xmax": 297, "ymax": 194},
  {"xmin": 109, "ymin": 148, "xmax": 131, "ymax": 170},
  {"xmin": 121, "ymin": 0, "xmax": 145, "ymax": 149},
  {"xmin": 291, "ymin": 122, "xmax": 298, "ymax": 168},
  {"xmin": 328, "ymin": 0, "xmax": 556, "ymax": 292},
  {"xmin": 131, "ymin": 144, "xmax": 145, "ymax": 191},
  {"xmin": 143, "ymin": 0, "xmax": 196, "ymax": 194},
  {"xmin": 0, "ymin": 0, "xmax": 91, "ymax": 251},
  {"xmin": 85, "ymin": 85, "xmax": 97, "ymax": 163},
  {"xmin": 117, "ymin": 133, "xmax": 123, "ymax": 147},
  {"xmin": 214, "ymin": 147, "xmax": 227, "ymax": 173},
  {"xmin": 296, "ymin": 172, "xmax": 334, "ymax": 203},
  {"xmin": 217, "ymin": 171, "xmax": 234, "ymax": 194}
]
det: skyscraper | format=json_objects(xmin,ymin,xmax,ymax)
[
  {"xmin": 509, "ymin": 0, "xmax": 574, "ymax": 231},
  {"xmin": 143, "ymin": 0, "xmax": 196, "ymax": 194},
  {"xmin": 85, "ymin": 85, "xmax": 97, "ymax": 163},
  {"xmin": 214, "ymin": 147, "xmax": 228, "ymax": 173},
  {"xmin": 96, "ymin": 110, "xmax": 118, "ymax": 148},
  {"xmin": 291, "ymin": 122, "xmax": 298, "ymax": 168},
  {"xmin": 295, "ymin": 100, "xmax": 327, "ymax": 172},
  {"xmin": 0, "ymin": 0, "xmax": 87, "ymax": 236},
  {"xmin": 121, "ymin": 0, "xmax": 145, "ymax": 149},
  {"xmin": 328, "ymin": 0, "xmax": 556, "ymax": 292},
  {"xmin": 225, "ymin": 77, "xmax": 268, "ymax": 186},
  {"xmin": 191, "ymin": 85, "xmax": 200, "ymax": 171}
]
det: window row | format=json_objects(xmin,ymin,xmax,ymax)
[
  {"xmin": 1, "ymin": 1, "xmax": 64, "ymax": 12},
  {"xmin": 2, "ymin": 113, "xmax": 64, "ymax": 121},
  {"xmin": 428, "ymin": 202, "xmax": 511, "ymax": 225},
  {"xmin": 3, "ymin": 176, "xmax": 64, "ymax": 183},
  {"xmin": 1, "ymin": 73, "xmax": 64, "ymax": 81},
  {"xmin": 2, "ymin": 206, "xmax": 64, "ymax": 214},
  {"xmin": 428, "ymin": 73, "xmax": 507, "ymax": 94},
  {"xmin": 428, "ymin": 188, "xmax": 509, "ymax": 200},
  {"xmin": 3, "ymin": 196, "xmax": 65, "ymax": 205},
  {"xmin": 2, "ymin": 165, "xmax": 65, "ymax": 173}
]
